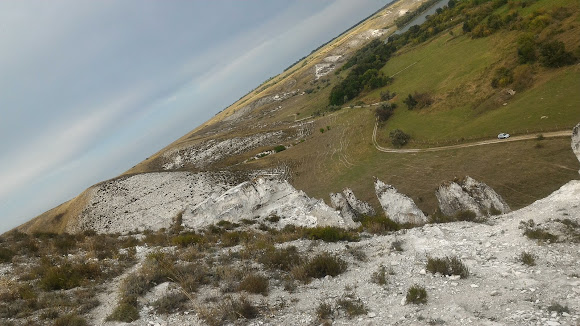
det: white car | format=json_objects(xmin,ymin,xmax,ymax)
[{"xmin": 497, "ymin": 133, "xmax": 510, "ymax": 139}]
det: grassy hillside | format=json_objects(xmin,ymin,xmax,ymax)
[{"xmin": 21, "ymin": 0, "xmax": 580, "ymax": 234}]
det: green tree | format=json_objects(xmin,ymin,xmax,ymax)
[
  {"xmin": 403, "ymin": 94, "xmax": 418, "ymax": 110},
  {"xmin": 389, "ymin": 129, "xmax": 411, "ymax": 148},
  {"xmin": 539, "ymin": 41, "xmax": 576, "ymax": 68}
]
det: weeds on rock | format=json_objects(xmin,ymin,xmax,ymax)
[
  {"xmin": 518, "ymin": 251, "xmax": 536, "ymax": 266},
  {"xmin": 406, "ymin": 284, "xmax": 427, "ymax": 304},
  {"xmin": 426, "ymin": 256, "xmax": 469, "ymax": 279}
]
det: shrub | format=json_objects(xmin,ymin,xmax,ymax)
[
  {"xmin": 172, "ymin": 232, "xmax": 204, "ymax": 247},
  {"xmin": 273, "ymin": 145, "xmax": 286, "ymax": 153},
  {"xmin": 237, "ymin": 274, "xmax": 269, "ymax": 296},
  {"xmin": 539, "ymin": 40, "xmax": 576, "ymax": 68},
  {"xmin": 547, "ymin": 302, "xmax": 570, "ymax": 315},
  {"xmin": 519, "ymin": 251, "xmax": 536, "ymax": 266},
  {"xmin": 403, "ymin": 94, "xmax": 418, "ymax": 109},
  {"xmin": 389, "ymin": 129, "xmax": 411, "ymax": 148},
  {"xmin": 453, "ymin": 210, "xmax": 478, "ymax": 222},
  {"xmin": 406, "ymin": 284, "xmax": 427, "ymax": 304},
  {"xmin": 512, "ymin": 64, "xmax": 534, "ymax": 91},
  {"xmin": 523, "ymin": 228, "xmax": 558, "ymax": 242},
  {"xmin": 347, "ymin": 246, "xmax": 367, "ymax": 262},
  {"xmin": 266, "ymin": 215, "xmax": 280, "ymax": 223},
  {"xmin": 391, "ymin": 240, "xmax": 404, "ymax": 252},
  {"xmin": 152, "ymin": 292, "xmax": 188, "ymax": 314},
  {"xmin": 337, "ymin": 295, "xmax": 367, "ymax": 317},
  {"xmin": 316, "ymin": 302, "xmax": 332, "ymax": 320},
  {"xmin": 106, "ymin": 297, "xmax": 139, "ymax": 322},
  {"xmin": 360, "ymin": 215, "xmax": 400, "ymax": 234},
  {"xmin": 303, "ymin": 226, "xmax": 359, "ymax": 242},
  {"xmin": 375, "ymin": 103, "xmax": 395, "ymax": 122},
  {"xmin": 259, "ymin": 246, "xmax": 302, "ymax": 272},
  {"xmin": 371, "ymin": 265, "xmax": 388, "ymax": 285},
  {"xmin": 54, "ymin": 314, "xmax": 88, "ymax": 326},
  {"xmin": 39, "ymin": 261, "xmax": 102, "ymax": 291},
  {"xmin": 426, "ymin": 256, "xmax": 469, "ymax": 278},
  {"xmin": 297, "ymin": 253, "xmax": 348, "ymax": 281},
  {"xmin": 0, "ymin": 247, "xmax": 15, "ymax": 263},
  {"xmin": 491, "ymin": 67, "xmax": 513, "ymax": 88}
]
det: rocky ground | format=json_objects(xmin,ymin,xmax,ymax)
[{"xmin": 84, "ymin": 180, "xmax": 580, "ymax": 326}]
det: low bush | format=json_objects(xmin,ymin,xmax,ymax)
[
  {"xmin": 406, "ymin": 284, "xmax": 427, "ymax": 304},
  {"xmin": 152, "ymin": 292, "xmax": 188, "ymax": 314},
  {"xmin": 426, "ymin": 256, "xmax": 469, "ymax": 278},
  {"xmin": 0, "ymin": 247, "xmax": 15, "ymax": 263},
  {"xmin": 273, "ymin": 145, "xmax": 286, "ymax": 153},
  {"xmin": 293, "ymin": 253, "xmax": 348, "ymax": 283},
  {"xmin": 389, "ymin": 129, "xmax": 411, "ymax": 148},
  {"xmin": 523, "ymin": 228, "xmax": 558, "ymax": 242},
  {"xmin": 237, "ymin": 274, "xmax": 269, "ymax": 296},
  {"xmin": 391, "ymin": 240, "xmax": 404, "ymax": 252},
  {"xmin": 519, "ymin": 251, "xmax": 536, "ymax": 266},
  {"xmin": 359, "ymin": 215, "xmax": 400, "ymax": 234},
  {"xmin": 200, "ymin": 296, "xmax": 260, "ymax": 325},
  {"xmin": 171, "ymin": 232, "xmax": 204, "ymax": 247},
  {"xmin": 54, "ymin": 313, "xmax": 88, "ymax": 326},
  {"xmin": 371, "ymin": 265, "xmax": 388, "ymax": 285},
  {"xmin": 259, "ymin": 246, "xmax": 302, "ymax": 272},
  {"xmin": 106, "ymin": 296, "xmax": 139, "ymax": 322},
  {"xmin": 316, "ymin": 302, "xmax": 332, "ymax": 320},
  {"xmin": 39, "ymin": 261, "xmax": 102, "ymax": 291},
  {"xmin": 547, "ymin": 302, "xmax": 570, "ymax": 315},
  {"xmin": 303, "ymin": 226, "xmax": 359, "ymax": 242},
  {"xmin": 337, "ymin": 295, "xmax": 367, "ymax": 317}
]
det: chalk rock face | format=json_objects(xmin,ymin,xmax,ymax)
[
  {"xmin": 330, "ymin": 188, "xmax": 376, "ymax": 222},
  {"xmin": 73, "ymin": 172, "xmax": 233, "ymax": 233},
  {"xmin": 343, "ymin": 188, "xmax": 376, "ymax": 216},
  {"xmin": 183, "ymin": 178, "xmax": 358, "ymax": 229},
  {"xmin": 374, "ymin": 179, "xmax": 426, "ymax": 224},
  {"xmin": 572, "ymin": 122, "xmax": 580, "ymax": 172},
  {"xmin": 436, "ymin": 176, "xmax": 510, "ymax": 217},
  {"xmin": 330, "ymin": 192, "xmax": 358, "ymax": 222}
]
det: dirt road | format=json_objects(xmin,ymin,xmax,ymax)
[{"xmin": 372, "ymin": 121, "xmax": 572, "ymax": 153}]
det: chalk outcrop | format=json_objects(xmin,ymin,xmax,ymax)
[
  {"xmin": 573, "ymin": 122, "xmax": 580, "ymax": 173},
  {"xmin": 374, "ymin": 179, "xmax": 426, "ymax": 224},
  {"xmin": 436, "ymin": 176, "xmax": 510, "ymax": 217},
  {"xmin": 183, "ymin": 178, "xmax": 358, "ymax": 229},
  {"xmin": 330, "ymin": 188, "xmax": 375, "ymax": 222},
  {"xmin": 72, "ymin": 172, "xmax": 235, "ymax": 233}
]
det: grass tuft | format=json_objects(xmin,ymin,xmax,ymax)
[{"xmin": 406, "ymin": 284, "xmax": 427, "ymax": 304}]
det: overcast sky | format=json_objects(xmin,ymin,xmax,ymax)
[{"xmin": 0, "ymin": 1, "xmax": 392, "ymax": 233}]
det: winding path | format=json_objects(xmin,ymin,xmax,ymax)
[{"xmin": 372, "ymin": 121, "xmax": 572, "ymax": 153}]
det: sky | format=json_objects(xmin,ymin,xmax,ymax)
[{"xmin": 0, "ymin": 0, "xmax": 392, "ymax": 233}]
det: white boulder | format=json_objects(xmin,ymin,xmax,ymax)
[
  {"xmin": 183, "ymin": 178, "xmax": 359, "ymax": 229},
  {"xmin": 436, "ymin": 176, "xmax": 510, "ymax": 217},
  {"xmin": 374, "ymin": 179, "xmax": 426, "ymax": 225}
]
